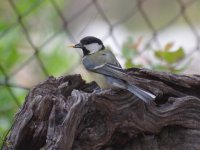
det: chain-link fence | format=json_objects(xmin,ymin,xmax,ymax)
[{"xmin": 0, "ymin": 0, "xmax": 200, "ymax": 144}]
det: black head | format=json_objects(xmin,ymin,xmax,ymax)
[{"xmin": 72, "ymin": 36, "xmax": 105, "ymax": 56}]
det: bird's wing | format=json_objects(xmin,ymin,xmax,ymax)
[{"xmin": 91, "ymin": 63, "xmax": 128, "ymax": 80}]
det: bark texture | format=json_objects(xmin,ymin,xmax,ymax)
[{"xmin": 2, "ymin": 68, "xmax": 200, "ymax": 150}]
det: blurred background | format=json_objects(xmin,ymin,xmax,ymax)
[{"xmin": 0, "ymin": 0, "xmax": 200, "ymax": 145}]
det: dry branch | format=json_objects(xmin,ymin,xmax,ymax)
[{"xmin": 2, "ymin": 68, "xmax": 200, "ymax": 150}]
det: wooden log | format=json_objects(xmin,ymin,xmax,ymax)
[{"xmin": 2, "ymin": 68, "xmax": 200, "ymax": 150}]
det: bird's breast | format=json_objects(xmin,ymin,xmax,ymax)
[{"xmin": 89, "ymin": 71, "xmax": 112, "ymax": 89}]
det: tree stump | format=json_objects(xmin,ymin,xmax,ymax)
[{"xmin": 2, "ymin": 68, "xmax": 200, "ymax": 150}]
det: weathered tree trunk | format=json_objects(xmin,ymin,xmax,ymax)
[{"xmin": 2, "ymin": 68, "xmax": 200, "ymax": 150}]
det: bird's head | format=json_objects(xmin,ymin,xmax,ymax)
[{"xmin": 69, "ymin": 36, "xmax": 105, "ymax": 56}]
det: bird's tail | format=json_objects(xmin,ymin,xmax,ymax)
[{"xmin": 127, "ymin": 84, "xmax": 155, "ymax": 103}]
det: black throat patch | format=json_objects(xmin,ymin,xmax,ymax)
[{"xmin": 82, "ymin": 47, "xmax": 90, "ymax": 56}]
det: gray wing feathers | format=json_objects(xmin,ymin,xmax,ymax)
[{"xmin": 94, "ymin": 63, "xmax": 127, "ymax": 80}]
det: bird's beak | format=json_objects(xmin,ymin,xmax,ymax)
[
  {"xmin": 68, "ymin": 43, "xmax": 82, "ymax": 48},
  {"xmin": 68, "ymin": 44, "xmax": 75, "ymax": 48}
]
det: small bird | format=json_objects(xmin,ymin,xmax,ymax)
[{"xmin": 69, "ymin": 36, "xmax": 155, "ymax": 103}]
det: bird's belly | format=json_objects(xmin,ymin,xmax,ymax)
[{"xmin": 89, "ymin": 72, "xmax": 113, "ymax": 89}]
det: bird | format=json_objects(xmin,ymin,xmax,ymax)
[{"xmin": 69, "ymin": 36, "xmax": 155, "ymax": 103}]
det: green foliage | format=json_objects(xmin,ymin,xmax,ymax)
[
  {"xmin": 0, "ymin": 1, "xmax": 17, "ymax": 33},
  {"xmin": 39, "ymin": 44, "xmax": 79, "ymax": 76},
  {"xmin": 122, "ymin": 37, "xmax": 143, "ymax": 68},
  {"xmin": 155, "ymin": 47, "xmax": 185, "ymax": 63},
  {"xmin": 154, "ymin": 43, "xmax": 188, "ymax": 73},
  {"xmin": 15, "ymin": 0, "xmax": 43, "ymax": 14},
  {"xmin": 122, "ymin": 37, "xmax": 188, "ymax": 73},
  {"xmin": 0, "ymin": 27, "xmax": 24, "ymax": 73}
]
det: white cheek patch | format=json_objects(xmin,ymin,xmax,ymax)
[{"xmin": 84, "ymin": 43, "xmax": 102, "ymax": 54}]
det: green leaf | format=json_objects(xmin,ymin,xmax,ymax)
[
  {"xmin": 155, "ymin": 47, "xmax": 185, "ymax": 63},
  {"xmin": 125, "ymin": 59, "xmax": 134, "ymax": 68},
  {"xmin": 122, "ymin": 47, "xmax": 136, "ymax": 59},
  {"xmin": 122, "ymin": 37, "xmax": 137, "ymax": 59}
]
